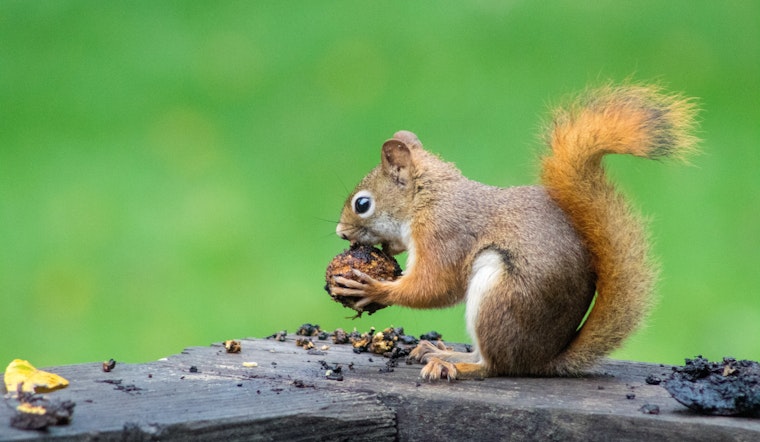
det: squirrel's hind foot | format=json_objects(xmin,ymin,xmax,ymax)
[
  {"xmin": 409, "ymin": 339, "xmax": 449, "ymax": 363},
  {"xmin": 412, "ymin": 340, "xmax": 489, "ymax": 381},
  {"xmin": 410, "ymin": 340, "xmax": 481, "ymax": 363},
  {"xmin": 419, "ymin": 358, "xmax": 491, "ymax": 381}
]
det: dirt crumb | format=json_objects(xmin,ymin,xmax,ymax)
[
  {"xmin": 223, "ymin": 340, "xmax": 242, "ymax": 353},
  {"xmin": 9, "ymin": 392, "xmax": 75, "ymax": 431},
  {"xmin": 663, "ymin": 355, "xmax": 760, "ymax": 416}
]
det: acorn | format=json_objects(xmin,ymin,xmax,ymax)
[{"xmin": 324, "ymin": 243, "xmax": 402, "ymax": 317}]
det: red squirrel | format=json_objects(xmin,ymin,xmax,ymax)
[{"xmin": 330, "ymin": 84, "xmax": 698, "ymax": 379}]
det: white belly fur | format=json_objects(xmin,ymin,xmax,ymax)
[{"xmin": 464, "ymin": 250, "xmax": 504, "ymax": 362}]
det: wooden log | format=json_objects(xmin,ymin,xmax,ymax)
[{"xmin": 1, "ymin": 335, "xmax": 758, "ymax": 441}]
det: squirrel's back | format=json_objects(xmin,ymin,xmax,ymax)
[{"xmin": 539, "ymin": 84, "xmax": 698, "ymax": 375}]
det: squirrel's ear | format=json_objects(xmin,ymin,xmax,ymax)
[
  {"xmin": 392, "ymin": 130, "xmax": 423, "ymax": 150},
  {"xmin": 381, "ymin": 138, "xmax": 413, "ymax": 187}
]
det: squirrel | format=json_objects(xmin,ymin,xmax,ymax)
[{"xmin": 330, "ymin": 84, "xmax": 698, "ymax": 380}]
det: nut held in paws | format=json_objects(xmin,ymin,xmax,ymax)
[{"xmin": 324, "ymin": 244, "xmax": 402, "ymax": 317}]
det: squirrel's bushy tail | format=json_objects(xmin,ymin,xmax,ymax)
[{"xmin": 540, "ymin": 84, "xmax": 698, "ymax": 375}]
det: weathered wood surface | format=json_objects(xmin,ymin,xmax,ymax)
[{"xmin": 2, "ymin": 335, "xmax": 759, "ymax": 441}]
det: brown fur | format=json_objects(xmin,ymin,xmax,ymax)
[
  {"xmin": 539, "ymin": 84, "xmax": 698, "ymax": 374},
  {"xmin": 333, "ymin": 84, "xmax": 698, "ymax": 378}
]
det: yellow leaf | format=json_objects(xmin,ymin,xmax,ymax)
[{"xmin": 4, "ymin": 359, "xmax": 69, "ymax": 394}]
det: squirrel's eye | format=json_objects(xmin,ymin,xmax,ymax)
[
  {"xmin": 351, "ymin": 190, "xmax": 375, "ymax": 218},
  {"xmin": 355, "ymin": 197, "xmax": 371, "ymax": 213}
]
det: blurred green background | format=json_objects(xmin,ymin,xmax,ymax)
[{"xmin": 1, "ymin": 1, "xmax": 758, "ymax": 368}]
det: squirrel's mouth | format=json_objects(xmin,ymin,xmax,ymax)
[
  {"xmin": 338, "ymin": 225, "xmax": 407, "ymax": 257},
  {"xmin": 344, "ymin": 239, "xmax": 404, "ymax": 257}
]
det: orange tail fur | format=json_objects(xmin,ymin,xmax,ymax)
[{"xmin": 540, "ymin": 84, "xmax": 698, "ymax": 375}]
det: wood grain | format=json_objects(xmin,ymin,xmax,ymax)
[{"xmin": 1, "ymin": 336, "xmax": 758, "ymax": 441}]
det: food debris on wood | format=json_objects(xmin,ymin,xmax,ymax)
[
  {"xmin": 265, "ymin": 325, "xmax": 456, "ymax": 382},
  {"xmin": 645, "ymin": 374, "xmax": 662, "ymax": 385},
  {"xmin": 304, "ymin": 325, "xmax": 438, "ymax": 355},
  {"xmin": 379, "ymin": 356, "xmax": 400, "ymax": 373},
  {"xmin": 296, "ymin": 323, "xmax": 328, "ymax": 339},
  {"xmin": 296, "ymin": 323, "xmax": 319, "ymax": 336},
  {"xmin": 223, "ymin": 340, "xmax": 242, "ymax": 353},
  {"xmin": 639, "ymin": 404, "xmax": 660, "ymax": 415},
  {"xmin": 320, "ymin": 361, "xmax": 344, "ymax": 381},
  {"xmin": 9, "ymin": 392, "xmax": 75, "ymax": 431},
  {"xmin": 292, "ymin": 379, "xmax": 315, "ymax": 388},
  {"xmin": 343, "ymin": 326, "xmax": 415, "ymax": 357},
  {"xmin": 95, "ymin": 379, "xmax": 143, "ymax": 394},
  {"xmin": 419, "ymin": 331, "xmax": 443, "ymax": 341},
  {"xmin": 102, "ymin": 359, "xmax": 116, "ymax": 373},
  {"xmin": 295, "ymin": 338, "xmax": 314, "ymax": 350},
  {"xmin": 324, "ymin": 243, "xmax": 402, "ymax": 317},
  {"xmin": 663, "ymin": 355, "xmax": 760, "ymax": 417},
  {"xmin": 265, "ymin": 330, "xmax": 287, "ymax": 342},
  {"xmin": 332, "ymin": 328, "xmax": 349, "ymax": 345}
]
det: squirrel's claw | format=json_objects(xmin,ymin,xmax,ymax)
[
  {"xmin": 353, "ymin": 297, "xmax": 375, "ymax": 309},
  {"xmin": 420, "ymin": 357, "xmax": 458, "ymax": 382}
]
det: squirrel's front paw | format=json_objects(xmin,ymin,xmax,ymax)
[
  {"xmin": 331, "ymin": 270, "xmax": 386, "ymax": 307},
  {"xmin": 420, "ymin": 357, "xmax": 458, "ymax": 381},
  {"xmin": 331, "ymin": 274, "xmax": 369, "ymax": 296}
]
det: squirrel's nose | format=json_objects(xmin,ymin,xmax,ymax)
[{"xmin": 336, "ymin": 223, "xmax": 348, "ymax": 240}]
